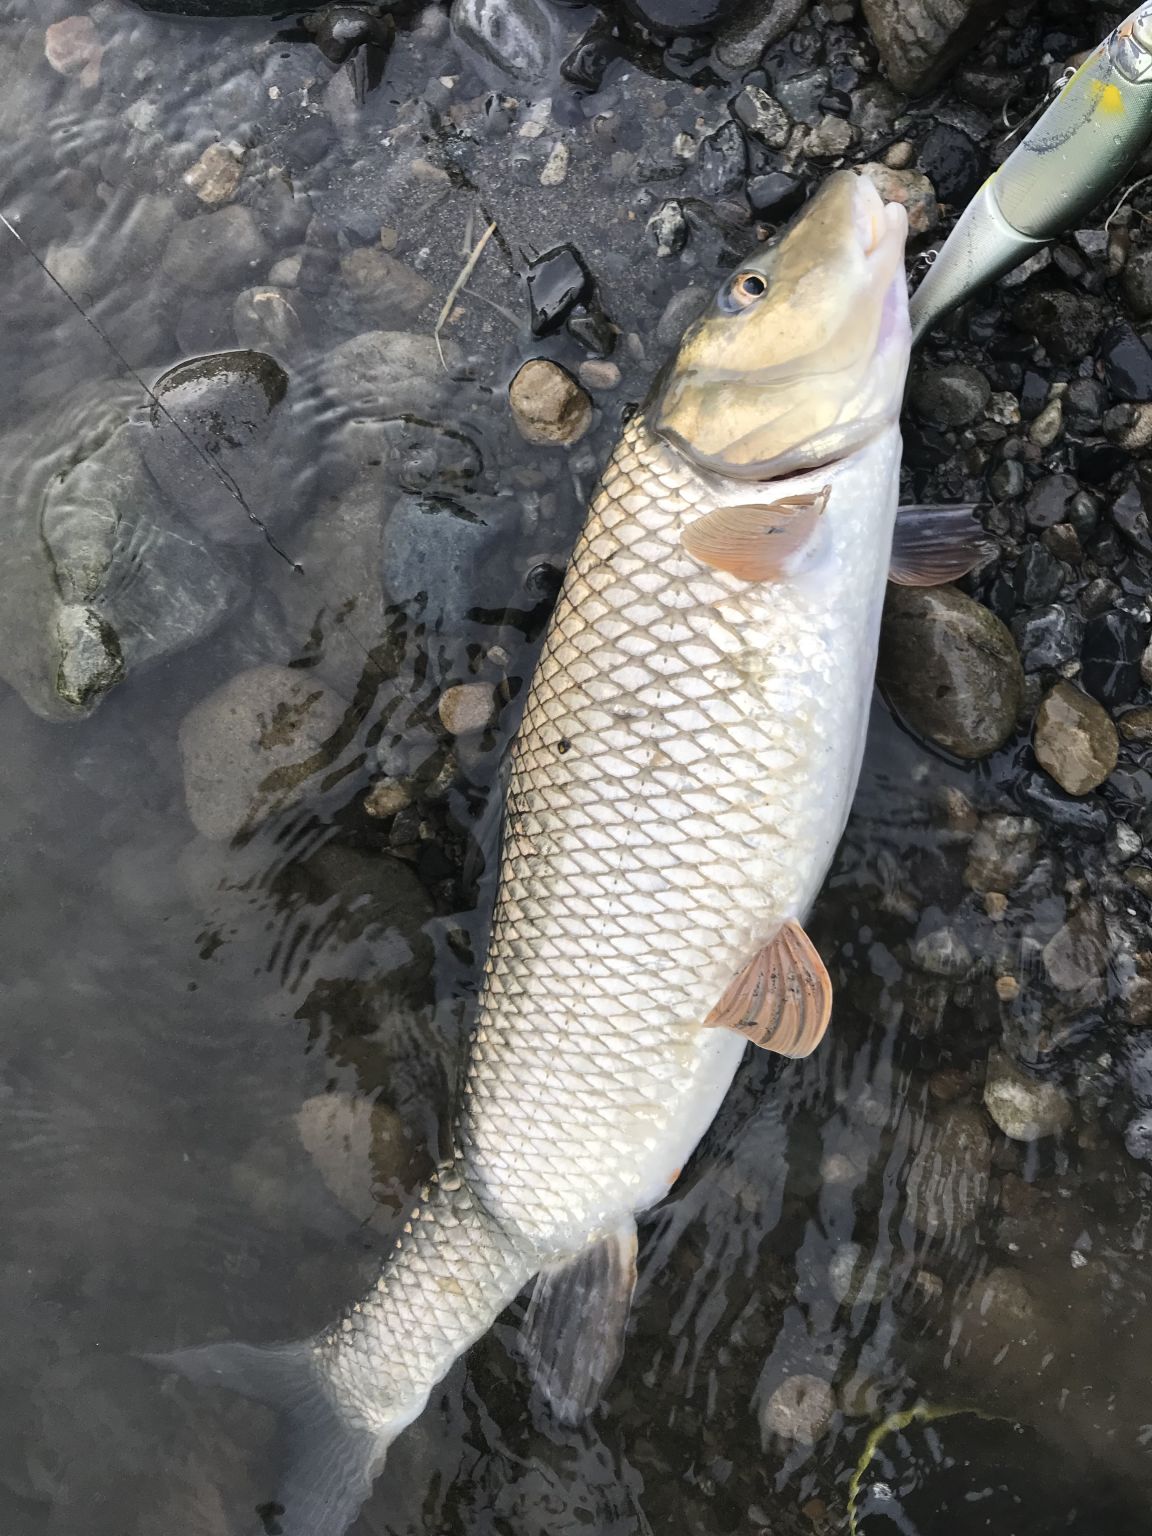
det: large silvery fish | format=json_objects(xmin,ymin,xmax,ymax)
[{"xmin": 160, "ymin": 170, "xmax": 981, "ymax": 1534}]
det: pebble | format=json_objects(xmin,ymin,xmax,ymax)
[
  {"xmin": 1144, "ymin": 643, "xmax": 1152, "ymax": 689},
  {"xmin": 1011, "ymin": 604, "xmax": 1082, "ymax": 672},
  {"xmin": 1043, "ymin": 906, "xmax": 1107, "ymax": 997},
  {"xmin": 44, "ymin": 15, "xmax": 102, "ymax": 87},
  {"xmin": 909, "ymin": 363, "xmax": 990, "ymax": 428},
  {"xmin": 714, "ymin": 0, "xmax": 807, "ymax": 70},
  {"xmin": 964, "ymin": 814, "xmax": 1040, "ymax": 893},
  {"xmin": 878, "ymin": 585, "xmax": 1024, "ymax": 760},
  {"xmin": 911, "ymin": 927, "xmax": 974, "ymax": 979},
  {"xmin": 232, "ymin": 287, "xmax": 305, "ymax": 355},
  {"xmin": 578, "ymin": 359, "xmax": 620, "ymax": 391},
  {"xmin": 747, "ymin": 171, "xmax": 806, "ymax": 221},
  {"xmin": 1111, "ymin": 476, "xmax": 1152, "ymax": 556},
  {"xmin": 1100, "ymin": 321, "xmax": 1152, "ymax": 402},
  {"xmin": 884, "ymin": 140, "xmax": 914, "ymax": 169},
  {"xmin": 759, "ymin": 1374, "xmax": 835, "ymax": 1446},
  {"xmin": 509, "ymin": 359, "xmax": 591, "ymax": 446},
  {"xmin": 182, "ymin": 143, "xmax": 244, "ymax": 207},
  {"xmin": 1028, "ymin": 398, "xmax": 1063, "ymax": 448},
  {"xmin": 450, "ymin": 0, "xmax": 552, "ymax": 81},
  {"xmin": 1104, "ymin": 402, "xmax": 1152, "ymax": 452},
  {"xmin": 1122, "ymin": 246, "xmax": 1152, "ymax": 320},
  {"xmin": 730, "ymin": 85, "xmax": 791, "ymax": 149},
  {"xmin": 1013, "ymin": 289, "xmax": 1106, "ymax": 363},
  {"xmin": 856, "ymin": 163, "xmax": 939, "ymax": 236},
  {"xmin": 437, "ymin": 683, "xmax": 497, "ymax": 736},
  {"xmin": 363, "ymin": 779, "xmax": 411, "ymax": 818},
  {"xmin": 1012, "ymin": 544, "xmax": 1064, "ymax": 607},
  {"xmin": 918, "ymin": 123, "xmax": 984, "ymax": 206},
  {"xmin": 339, "ymin": 248, "xmax": 434, "ymax": 328},
  {"xmin": 860, "ymin": 0, "xmax": 1007, "ymax": 94},
  {"xmin": 989, "ymin": 460, "xmax": 1025, "ymax": 500},
  {"xmin": 178, "ymin": 666, "xmax": 348, "ymax": 841},
  {"xmin": 1081, "ymin": 610, "xmax": 1148, "ymax": 706},
  {"xmin": 656, "ymin": 286, "xmax": 710, "ymax": 349},
  {"xmin": 161, "ymin": 205, "xmax": 270, "ymax": 294},
  {"xmin": 805, "ymin": 114, "xmax": 854, "ymax": 159},
  {"xmin": 1024, "ymin": 472, "xmax": 1077, "ymax": 531},
  {"xmin": 983, "ymin": 1049, "xmax": 1073, "ymax": 1142},
  {"xmin": 539, "ymin": 141, "xmax": 570, "ymax": 186},
  {"xmin": 1119, "ymin": 705, "xmax": 1152, "ymax": 743},
  {"xmin": 525, "ymin": 245, "xmax": 592, "ymax": 337},
  {"xmin": 697, "ymin": 121, "xmax": 746, "ymax": 199},
  {"xmin": 1124, "ymin": 1110, "xmax": 1152, "ymax": 1164},
  {"xmin": 1033, "ymin": 681, "xmax": 1118, "ymax": 796},
  {"xmin": 647, "ymin": 201, "xmax": 688, "ymax": 259}
]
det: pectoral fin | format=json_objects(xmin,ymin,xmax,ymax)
[
  {"xmin": 704, "ymin": 920, "xmax": 832, "ymax": 1057},
  {"xmin": 522, "ymin": 1220, "xmax": 638, "ymax": 1425},
  {"xmin": 888, "ymin": 503, "xmax": 991, "ymax": 587},
  {"xmin": 681, "ymin": 489, "xmax": 829, "ymax": 582}
]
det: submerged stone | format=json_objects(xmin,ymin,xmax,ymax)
[
  {"xmin": 861, "ymin": 0, "xmax": 1010, "ymax": 95},
  {"xmin": 450, "ymin": 0, "xmax": 552, "ymax": 82},
  {"xmin": 984, "ymin": 1049, "xmax": 1073, "ymax": 1142},
  {"xmin": 1033, "ymin": 681, "xmax": 1118, "ymax": 795}
]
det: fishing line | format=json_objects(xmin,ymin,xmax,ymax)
[{"xmin": 0, "ymin": 208, "xmax": 302, "ymax": 572}]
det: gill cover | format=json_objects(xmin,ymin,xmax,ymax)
[{"xmin": 651, "ymin": 171, "xmax": 911, "ymax": 480}]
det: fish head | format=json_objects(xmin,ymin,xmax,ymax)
[{"xmin": 650, "ymin": 170, "xmax": 911, "ymax": 480}]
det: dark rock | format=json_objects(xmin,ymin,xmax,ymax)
[
  {"xmin": 1034, "ymin": 681, "xmax": 1119, "ymax": 795},
  {"xmin": 525, "ymin": 245, "xmax": 592, "ymax": 338},
  {"xmin": 1122, "ymin": 246, "xmax": 1152, "ymax": 320},
  {"xmin": 746, "ymin": 172, "xmax": 806, "ymax": 221},
  {"xmin": 964, "ymin": 814, "xmax": 1040, "ymax": 893},
  {"xmin": 303, "ymin": 5, "xmax": 394, "ymax": 65},
  {"xmin": 909, "ymin": 363, "xmax": 990, "ymax": 428},
  {"xmin": 1067, "ymin": 491, "xmax": 1100, "ymax": 542},
  {"xmin": 714, "ymin": 0, "xmax": 808, "ymax": 71},
  {"xmin": 697, "ymin": 122, "xmax": 746, "ymax": 200},
  {"xmin": 450, "ymin": 0, "xmax": 552, "ymax": 81},
  {"xmin": 1012, "ymin": 544, "xmax": 1065, "ymax": 607},
  {"xmin": 1013, "ymin": 289, "xmax": 1106, "ymax": 362},
  {"xmin": 771, "ymin": 66, "xmax": 828, "ymax": 124},
  {"xmin": 626, "ymin": 0, "xmax": 743, "ymax": 34},
  {"xmin": 879, "ymin": 585, "xmax": 1024, "ymax": 760},
  {"xmin": 1011, "ymin": 604, "xmax": 1082, "ymax": 671},
  {"xmin": 566, "ymin": 302, "xmax": 616, "ymax": 357},
  {"xmin": 1112, "ymin": 475, "xmax": 1152, "ymax": 557},
  {"xmin": 1016, "ymin": 770, "xmax": 1109, "ymax": 840},
  {"xmin": 989, "ymin": 460, "xmax": 1025, "ymax": 501},
  {"xmin": 656, "ymin": 286, "xmax": 710, "ymax": 350},
  {"xmin": 560, "ymin": 23, "xmax": 619, "ymax": 91},
  {"xmin": 861, "ymin": 0, "xmax": 1013, "ymax": 95},
  {"xmin": 1019, "ymin": 369, "xmax": 1048, "ymax": 420},
  {"xmin": 1024, "ymin": 473, "xmax": 1078, "ymax": 531},
  {"xmin": 1100, "ymin": 321, "xmax": 1152, "ymax": 402},
  {"xmin": 918, "ymin": 123, "xmax": 985, "ymax": 207},
  {"xmin": 731, "ymin": 85, "xmax": 791, "ymax": 150},
  {"xmin": 1081, "ymin": 610, "xmax": 1149, "ymax": 706},
  {"xmin": 1064, "ymin": 376, "xmax": 1107, "ymax": 434},
  {"xmin": 141, "ymin": 350, "xmax": 295, "ymax": 546}
]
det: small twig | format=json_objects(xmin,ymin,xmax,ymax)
[
  {"xmin": 434, "ymin": 219, "xmax": 497, "ymax": 369},
  {"xmin": 1105, "ymin": 172, "xmax": 1152, "ymax": 231}
]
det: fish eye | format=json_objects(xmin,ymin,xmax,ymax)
[{"xmin": 721, "ymin": 271, "xmax": 768, "ymax": 312}]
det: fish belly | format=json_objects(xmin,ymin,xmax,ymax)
[{"xmin": 461, "ymin": 414, "xmax": 902, "ymax": 1256}]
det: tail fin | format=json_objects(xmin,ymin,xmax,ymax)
[{"xmin": 146, "ymin": 1341, "xmax": 392, "ymax": 1536}]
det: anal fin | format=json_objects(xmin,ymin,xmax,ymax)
[
  {"xmin": 522, "ymin": 1220, "xmax": 638, "ymax": 1425},
  {"xmin": 889, "ymin": 503, "xmax": 992, "ymax": 587},
  {"xmin": 703, "ymin": 920, "xmax": 832, "ymax": 1058},
  {"xmin": 681, "ymin": 489, "xmax": 829, "ymax": 582}
]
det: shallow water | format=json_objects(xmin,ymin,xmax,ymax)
[{"xmin": 2, "ymin": 0, "xmax": 1152, "ymax": 1530}]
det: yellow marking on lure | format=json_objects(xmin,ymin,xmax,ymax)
[{"xmin": 1090, "ymin": 78, "xmax": 1126, "ymax": 115}]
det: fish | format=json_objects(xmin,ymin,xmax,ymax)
[{"xmin": 155, "ymin": 169, "xmax": 986, "ymax": 1535}]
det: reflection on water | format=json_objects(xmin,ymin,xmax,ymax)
[{"xmin": 1, "ymin": 0, "xmax": 1151, "ymax": 1529}]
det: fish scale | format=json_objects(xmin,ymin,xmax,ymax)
[{"xmin": 314, "ymin": 409, "xmax": 901, "ymax": 1440}]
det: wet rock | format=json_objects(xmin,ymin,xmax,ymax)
[
  {"xmin": 1123, "ymin": 246, "xmax": 1152, "ymax": 320},
  {"xmin": 178, "ymin": 665, "xmax": 349, "ymax": 841},
  {"xmin": 1100, "ymin": 321, "xmax": 1152, "ymax": 402},
  {"xmin": 772, "ymin": 65, "xmax": 828, "ymax": 124},
  {"xmin": 1110, "ymin": 476, "xmax": 1152, "ymax": 556},
  {"xmin": 161, "ymin": 206, "xmax": 270, "ymax": 294},
  {"xmin": 697, "ymin": 121, "xmax": 746, "ymax": 199},
  {"xmin": 746, "ymin": 171, "xmax": 806, "ymax": 221},
  {"xmin": 1012, "ymin": 545, "xmax": 1064, "ymax": 607},
  {"xmin": 450, "ymin": 0, "xmax": 551, "ymax": 81},
  {"xmin": 1016, "ymin": 770, "xmax": 1109, "ymax": 840},
  {"xmin": 303, "ymin": 5, "xmax": 395, "ymax": 65},
  {"xmin": 656, "ymin": 287, "xmax": 710, "ymax": 351},
  {"xmin": 909, "ymin": 363, "xmax": 990, "ymax": 428},
  {"xmin": 989, "ymin": 460, "xmax": 1025, "ymax": 501},
  {"xmin": 878, "ymin": 585, "xmax": 1024, "ymax": 760},
  {"xmin": 364, "ymin": 778, "xmax": 411, "ymax": 820},
  {"xmin": 438, "ymin": 682, "xmax": 497, "ymax": 735},
  {"xmin": 904, "ymin": 1106, "xmax": 992, "ymax": 1236},
  {"xmin": 318, "ymin": 330, "xmax": 459, "ymax": 421},
  {"xmin": 861, "ymin": 0, "xmax": 1010, "ymax": 95},
  {"xmin": 1081, "ymin": 610, "xmax": 1148, "ymax": 707},
  {"xmin": 1013, "ymin": 290, "xmax": 1106, "ymax": 363},
  {"xmin": 1024, "ymin": 473, "xmax": 1077, "ymax": 531},
  {"xmin": 182, "ymin": 143, "xmax": 244, "ymax": 207},
  {"xmin": 525, "ymin": 245, "xmax": 592, "ymax": 338},
  {"xmin": 54, "ymin": 606, "xmax": 124, "ymax": 712},
  {"xmin": 1043, "ymin": 906, "xmax": 1107, "ymax": 1000},
  {"xmin": 918, "ymin": 123, "xmax": 984, "ymax": 207},
  {"xmin": 759, "ymin": 1374, "xmax": 835, "ymax": 1446},
  {"xmin": 627, "ymin": 0, "xmax": 742, "ymax": 34},
  {"xmin": 140, "ymin": 350, "xmax": 294, "ymax": 546},
  {"xmin": 1033, "ymin": 681, "xmax": 1117, "ymax": 796},
  {"xmin": 339, "ymin": 248, "xmax": 434, "ymax": 327},
  {"xmin": 1104, "ymin": 402, "xmax": 1152, "ymax": 452},
  {"xmin": 647, "ymin": 201, "xmax": 689, "ymax": 258},
  {"xmin": 1028, "ymin": 398, "xmax": 1063, "ymax": 449},
  {"xmin": 911, "ymin": 926, "xmax": 974, "ymax": 979},
  {"xmin": 983, "ymin": 1049, "xmax": 1073, "ymax": 1142},
  {"xmin": 232, "ymin": 287, "xmax": 305, "ymax": 355},
  {"xmin": 578, "ymin": 359, "xmax": 621, "ymax": 391},
  {"xmin": 713, "ymin": 0, "xmax": 807, "ymax": 71},
  {"xmin": 509, "ymin": 359, "xmax": 591, "ymax": 446},
  {"xmin": 380, "ymin": 493, "xmax": 507, "ymax": 634},
  {"xmin": 964, "ymin": 814, "xmax": 1040, "ymax": 893},
  {"xmin": 1011, "ymin": 604, "xmax": 1082, "ymax": 672},
  {"xmin": 856, "ymin": 163, "xmax": 939, "ymax": 236},
  {"xmin": 1065, "ymin": 378, "xmax": 1107, "ymax": 435},
  {"xmin": 1123, "ymin": 1109, "xmax": 1152, "ymax": 1163},
  {"xmin": 44, "ymin": 14, "xmax": 102, "ymax": 87},
  {"xmin": 1119, "ymin": 705, "xmax": 1152, "ymax": 743},
  {"xmin": 567, "ymin": 302, "xmax": 616, "ymax": 357},
  {"xmin": 560, "ymin": 24, "xmax": 619, "ymax": 91},
  {"xmin": 730, "ymin": 85, "xmax": 791, "ymax": 150}
]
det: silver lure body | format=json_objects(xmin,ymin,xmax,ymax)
[
  {"xmin": 314, "ymin": 412, "xmax": 903, "ymax": 1441},
  {"xmin": 910, "ymin": 1, "xmax": 1152, "ymax": 342}
]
